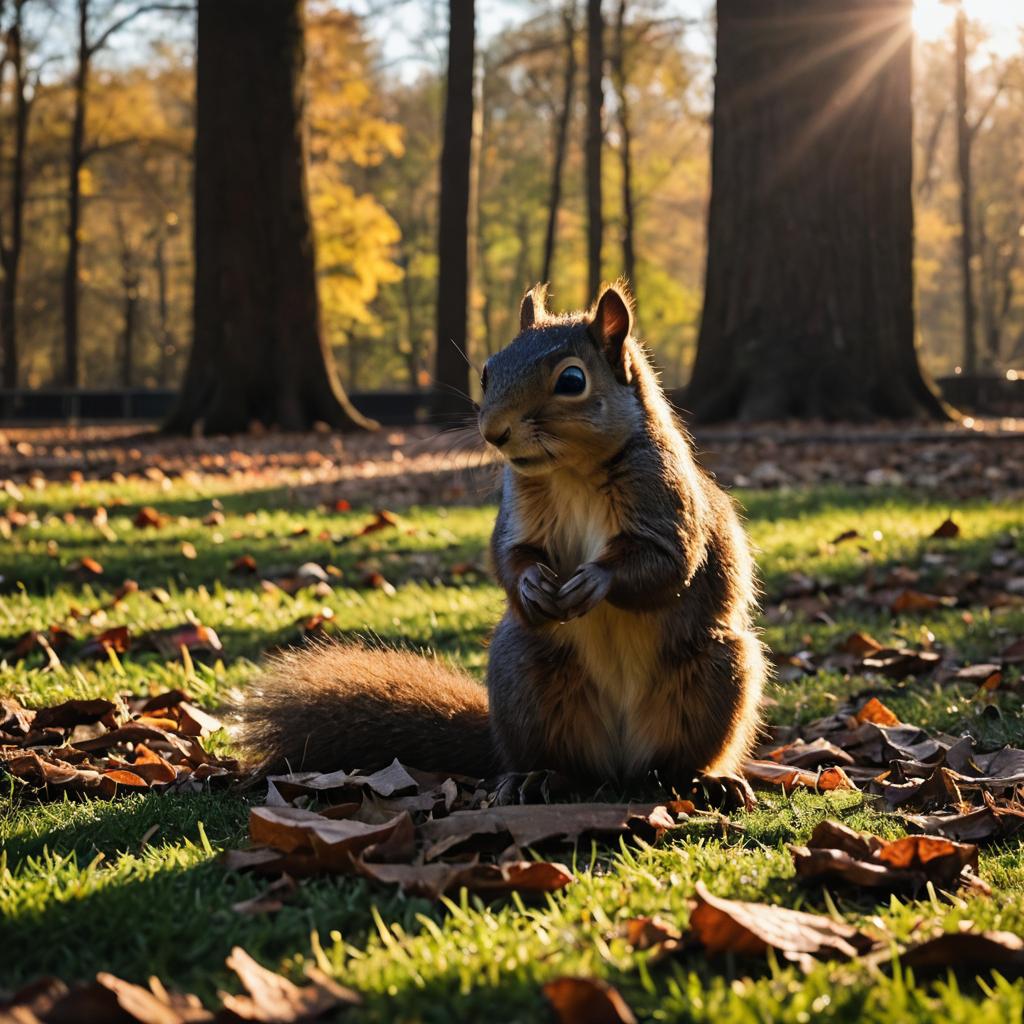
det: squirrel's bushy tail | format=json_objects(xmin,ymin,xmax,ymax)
[{"xmin": 234, "ymin": 641, "xmax": 497, "ymax": 778}]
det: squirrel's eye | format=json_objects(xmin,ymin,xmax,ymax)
[
  {"xmin": 480, "ymin": 365, "xmax": 489, "ymax": 393},
  {"xmin": 554, "ymin": 365, "xmax": 587, "ymax": 396}
]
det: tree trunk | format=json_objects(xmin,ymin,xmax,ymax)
[
  {"xmin": 166, "ymin": 0, "xmax": 374, "ymax": 434},
  {"xmin": 541, "ymin": 0, "xmax": 577, "ymax": 287},
  {"xmin": 0, "ymin": 0, "xmax": 28, "ymax": 389},
  {"xmin": 154, "ymin": 228, "xmax": 173, "ymax": 380},
  {"xmin": 954, "ymin": 5, "xmax": 978, "ymax": 376},
  {"xmin": 611, "ymin": 0, "xmax": 636, "ymax": 293},
  {"xmin": 116, "ymin": 214, "xmax": 138, "ymax": 387},
  {"xmin": 688, "ymin": 0, "xmax": 948, "ymax": 422},
  {"xmin": 432, "ymin": 0, "xmax": 476, "ymax": 423},
  {"xmin": 61, "ymin": 0, "xmax": 89, "ymax": 388},
  {"xmin": 585, "ymin": 0, "xmax": 604, "ymax": 300}
]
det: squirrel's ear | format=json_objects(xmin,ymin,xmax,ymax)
[
  {"xmin": 519, "ymin": 284, "xmax": 548, "ymax": 332},
  {"xmin": 589, "ymin": 284, "xmax": 634, "ymax": 380}
]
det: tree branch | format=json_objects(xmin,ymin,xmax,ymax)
[{"xmin": 87, "ymin": 2, "xmax": 193, "ymax": 58}]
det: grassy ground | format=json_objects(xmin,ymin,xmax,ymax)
[{"xmin": 2, "ymin": 470, "xmax": 1024, "ymax": 1021}]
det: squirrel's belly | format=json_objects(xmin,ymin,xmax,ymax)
[{"xmin": 562, "ymin": 605, "xmax": 666, "ymax": 778}]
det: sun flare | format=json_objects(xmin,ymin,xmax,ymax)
[{"xmin": 913, "ymin": 0, "xmax": 1023, "ymax": 53}]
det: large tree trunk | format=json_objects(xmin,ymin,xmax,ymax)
[
  {"xmin": 432, "ymin": 0, "xmax": 476, "ymax": 423},
  {"xmin": 585, "ymin": 0, "xmax": 604, "ymax": 301},
  {"xmin": 166, "ymin": 0, "xmax": 373, "ymax": 434},
  {"xmin": 541, "ymin": 0, "xmax": 577, "ymax": 287},
  {"xmin": 0, "ymin": 0, "xmax": 28, "ymax": 389},
  {"xmin": 688, "ymin": 0, "xmax": 948, "ymax": 422},
  {"xmin": 611, "ymin": 0, "xmax": 636, "ymax": 293},
  {"xmin": 954, "ymin": 6, "xmax": 978, "ymax": 376},
  {"xmin": 61, "ymin": 0, "xmax": 89, "ymax": 388}
]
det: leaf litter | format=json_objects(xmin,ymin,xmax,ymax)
[{"xmin": 0, "ymin": 690, "xmax": 237, "ymax": 798}]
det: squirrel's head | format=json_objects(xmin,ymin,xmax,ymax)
[{"xmin": 478, "ymin": 283, "xmax": 644, "ymax": 476}]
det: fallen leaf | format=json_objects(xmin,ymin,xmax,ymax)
[
  {"xmin": 890, "ymin": 589, "xmax": 955, "ymax": 614},
  {"xmin": 543, "ymin": 977, "xmax": 637, "ymax": 1024},
  {"xmin": 855, "ymin": 697, "xmax": 902, "ymax": 726},
  {"xmin": 232, "ymin": 875, "xmax": 298, "ymax": 916},
  {"xmin": 742, "ymin": 760, "xmax": 856, "ymax": 793},
  {"xmin": 623, "ymin": 915, "xmax": 684, "ymax": 955},
  {"xmin": 900, "ymin": 930, "xmax": 1024, "ymax": 976},
  {"xmin": 356, "ymin": 509, "xmax": 400, "ymax": 536},
  {"xmin": 221, "ymin": 946, "xmax": 359, "ymax": 1021},
  {"xmin": 134, "ymin": 506, "xmax": 167, "ymax": 529},
  {"xmin": 355, "ymin": 857, "xmax": 573, "ymax": 899},
  {"xmin": 419, "ymin": 803, "xmax": 677, "ymax": 860},
  {"xmin": 687, "ymin": 881, "xmax": 876, "ymax": 965},
  {"xmin": 931, "ymin": 517, "xmax": 961, "ymax": 539},
  {"xmin": 791, "ymin": 819, "xmax": 987, "ymax": 894},
  {"xmin": 180, "ymin": 542, "xmax": 198, "ymax": 560}
]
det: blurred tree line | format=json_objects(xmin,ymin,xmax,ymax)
[{"xmin": 0, "ymin": 0, "xmax": 1021, "ymax": 412}]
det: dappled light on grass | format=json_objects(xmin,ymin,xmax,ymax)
[{"xmin": 3, "ymin": 446, "xmax": 1024, "ymax": 1019}]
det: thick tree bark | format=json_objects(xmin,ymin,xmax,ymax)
[
  {"xmin": 0, "ymin": 0, "xmax": 29, "ymax": 389},
  {"xmin": 954, "ymin": 6, "xmax": 977, "ymax": 376},
  {"xmin": 432, "ymin": 0, "xmax": 476, "ymax": 423},
  {"xmin": 585, "ymin": 0, "xmax": 604, "ymax": 301},
  {"xmin": 611, "ymin": 0, "xmax": 636, "ymax": 293},
  {"xmin": 166, "ymin": 0, "xmax": 374, "ymax": 434},
  {"xmin": 541, "ymin": 1, "xmax": 577, "ymax": 287},
  {"xmin": 688, "ymin": 0, "xmax": 948, "ymax": 422}
]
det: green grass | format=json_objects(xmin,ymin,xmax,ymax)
[{"xmin": 2, "ymin": 472, "xmax": 1024, "ymax": 1021}]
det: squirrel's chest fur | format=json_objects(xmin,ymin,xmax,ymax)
[{"xmin": 514, "ymin": 471, "xmax": 664, "ymax": 777}]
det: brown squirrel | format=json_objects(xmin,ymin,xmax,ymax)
[{"xmin": 237, "ymin": 283, "xmax": 766, "ymax": 787}]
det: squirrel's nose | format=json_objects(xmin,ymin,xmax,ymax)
[{"xmin": 484, "ymin": 425, "xmax": 512, "ymax": 448}]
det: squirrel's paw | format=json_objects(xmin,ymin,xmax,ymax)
[
  {"xmin": 518, "ymin": 563, "xmax": 562, "ymax": 625},
  {"xmin": 489, "ymin": 769, "xmax": 572, "ymax": 806},
  {"xmin": 690, "ymin": 772, "xmax": 757, "ymax": 812},
  {"xmin": 557, "ymin": 562, "xmax": 612, "ymax": 620}
]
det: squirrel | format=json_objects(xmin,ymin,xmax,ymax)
[{"xmin": 237, "ymin": 283, "xmax": 766, "ymax": 788}]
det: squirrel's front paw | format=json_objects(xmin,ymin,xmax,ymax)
[
  {"xmin": 557, "ymin": 562, "xmax": 612, "ymax": 620},
  {"xmin": 518, "ymin": 563, "xmax": 562, "ymax": 625}
]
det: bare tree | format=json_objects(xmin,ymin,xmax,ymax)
[
  {"xmin": 610, "ymin": 0, "xmax": 635, "ymax": 292},
  {"xmin": 585, "ymin": 0, "xmax": 604, "ymax": 300},
  {"xmin": 0, "ymin": 0, "xmax": 34, "ymax": 388},
  {"xmin": 540, "ymin": 0, "xmax": 576, "ymax": 287},
  {"xmin": 62, "ymin": 0, "xmax": 189, "ymax": 388}
]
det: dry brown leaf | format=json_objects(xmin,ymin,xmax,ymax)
[
  {"xmin": 765, "ymin": 738, "xmax": 854, "ymax": 769},
  {"xmin": 543, "ymin": 977, "xmax": 637, "ymax": 1024},
  {"xmin": 231, "ymin": 875, "xmax": 298, "ymax": 916},
  {"xmin": 900, "ymin": 930, "xmax": 1024, "ymax": 975},
  {"xmin": 356, "ymin": 857, "xmax": 573, "ymax": 899},
  {"xmin": 742, "ymin": 760, "xmax": 856, "ymax": 793},
  {"xmin": 688, "ymin": 881, "xmax": 876, "ymax": 964},
  {"xmin": 78, "ymin": 626, "xmax": 131, "ymax": 660},
  {"xmin": 855, "ymin": 697, "xmax": 902, "ymax": 726},
  {"xmin": 32, "ymin": 698, "xmax": 116, "ymax": 729},
  {"xmin": 220, "ymin": 946, "xmax": 359, "ymax": 1021},
  {"xmin": 890, "ymin": 589, "xmax": 954, "ymax": 614},
  {"xmin": 623, "ymin": 916, "xmax": 683, "ymax": 955},
  {"xmin": 791, "ymin": 819, "xmax": 987, "ymax": 894},
  {"xmin": 842, "ymin": 631, "xmax": 882, "ymax": 656},
  {"xmin": 248, "ymin": 806, "xmax": 411, "ymax": 870},
  {"xmin": 418, "ymin": 803, "xmax": 677, "ymax": 860},
  {"xmin": 134, "ymin": 506, "xmax": 167, "ymax": 529},
  {"xmin": 930, "ymin": 517, "xmax": 961, "ymax": 539},
  {"xmin": 356, "ymin": 508, "xmax": 400, "ymax": 536}
]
